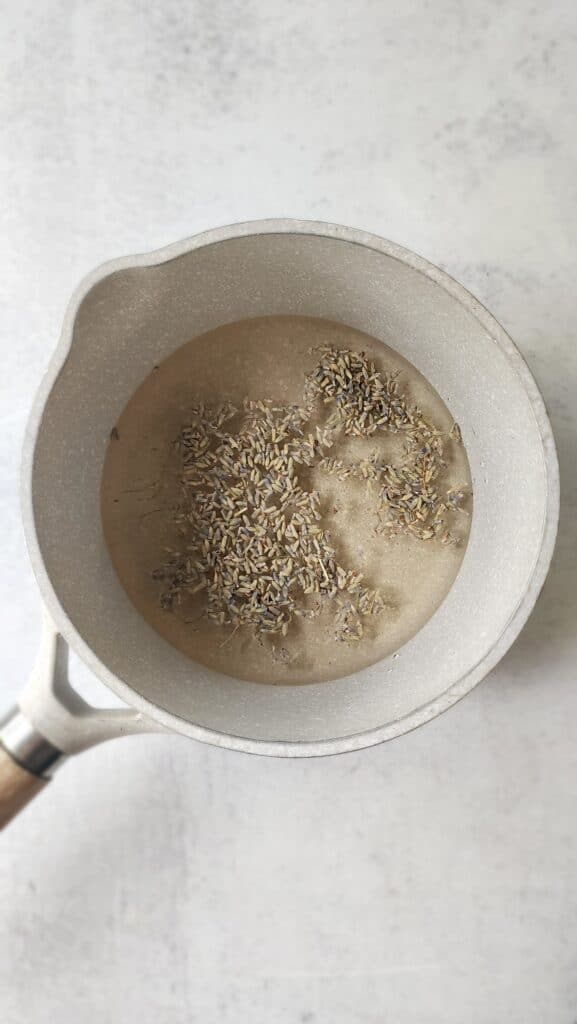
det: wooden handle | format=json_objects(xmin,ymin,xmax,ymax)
[{"xmin": 0, "ymin": 746, "xmax": 48, "ymax": 829}]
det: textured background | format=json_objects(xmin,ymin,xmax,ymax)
[{"xmin": 1, "ymin": 2, "xmax": 576, "ymax": 1021}]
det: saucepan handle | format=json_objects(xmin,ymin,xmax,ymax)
[
  {"xmin": 0, "ymin": 610, "xmax": 163, "ymax": 829},
  {"xmin": 0, "ymin": 749, "xmax": 45, "ymax": 827},
  {"xmin": 0, "ymin": 749, "xmax": 46, "ymax": 828},
  {"xmin": 0, "ymin": 707, "xmax": 64, "ymax": 828},
  {"xmin": 0, "ymin": 748, "xmax": 46, "ymax": 827}
]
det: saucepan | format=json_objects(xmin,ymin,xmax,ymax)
[{"xmin": 0, "ymin": 220, "xmax": 559, "ymax": 827}]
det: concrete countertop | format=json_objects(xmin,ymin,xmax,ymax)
[{"xmin": 1, "ymin": 2, "xmax": 576, "ymax": 1021}]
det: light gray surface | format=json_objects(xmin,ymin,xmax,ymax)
[{"xmin": 0, "ymin": 1, "xmax": 575, "ymax": 1022}]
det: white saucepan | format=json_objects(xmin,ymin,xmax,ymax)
[{"xmin": 0, "ymin": 220, "xmax": 559, "ymax": 827}]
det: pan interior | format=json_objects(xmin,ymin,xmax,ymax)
[{"xmin": 100, "ymin": 314, "xmax": 473, "ymax": 686}]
